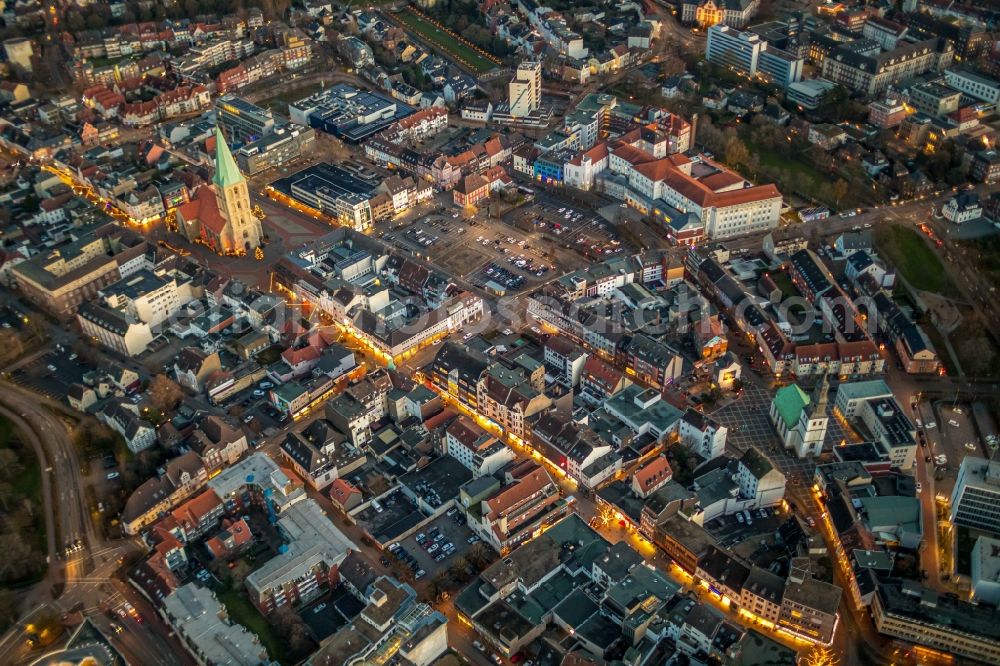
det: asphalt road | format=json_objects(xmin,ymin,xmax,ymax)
[{"xmin": 0, "ymin": 381, "xmax": 187, "ymax": 665}]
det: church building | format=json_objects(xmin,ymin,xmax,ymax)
[
  {"xmin": 770, "ymin": 373, "xmax": 830, "ymax": 458},
  {"xmin": 177, "ymin": 127, "xmax": 263, "ymax": 255}
]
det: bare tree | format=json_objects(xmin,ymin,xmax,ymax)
[
  {"xmin": 271, "ymin": 605, "xmax": 312, "ymax": 654},
  {"xmin": 0, "ymin": 533, "xmax": 39, "ymax": 582},
  {"xmin": 147, "ymin": 374, "xmax": 184, "ymax": 414}
]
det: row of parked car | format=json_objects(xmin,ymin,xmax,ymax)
[
  {"xmin": 417, "ymin": 525, "xmax": 456, "ymax": 562},
  {"xmin": 387, "ymin": 542, "xmax": 426, "ymax": 580}
]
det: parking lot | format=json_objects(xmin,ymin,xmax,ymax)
[
  {"xmin": 10, "ymin": 346, "xmax": 93, "ymax": 400},
  {"xmin": 376, "ymin": 190, "xmax": 634, "ymax": 295},
  {"xmin": 519, "ymin": 198, "xmax": 625, "ymax": 262},
  {"xmin": 929, "ymin": 401, "xmax": 981, "ymax": 496},
  {"xmin": 704, "ymin": 506, "xmax": 787, "ymax": 550},
  {"xmin": 387, "ymin": 509, "xmax": 479, "ymax": 581},
  {"xmin": 356, "ymin": 489, "xmax": 427, "ymax": 547}
]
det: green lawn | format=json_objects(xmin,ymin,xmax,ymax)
[
  {"xmin": 258, "ymin": 83, "xmax": 326, "ymax": 114},
  {"xmin": 768, "ymin": 270, "xmax": 798, "ymax": 298},
  {"xmin": 875, "ymin": 224, "xmax": 959, "ymax": 297},
  {"xmin": 394, "ymin": 9, "xmax": 498, "ymax": 75},
  {"xmin": 217, "ymin": 587, "xmax": 287, "ymax": 664},
  {"xmin": 744, "ymin": 138, "xmax": 861, "ymax": 209}
]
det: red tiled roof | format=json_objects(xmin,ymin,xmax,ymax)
[
  {"xmin": 699, "ymin": 170, "xmax": 745, "ymax": 192},
  {"xmin": 582, "ymin": 355, "xmax": 623, "ymax": 391},
  {"xmin": 397, "ymin": 106, "xmax": 447, "ymax": 130},
  {"xmin": 329, "ymin": 478, "xmax": 361, "ymax": 504},
  {"xmin": 176, "ymin": 185, "xmax": 227, "ymax": 235},
  {"xmin": 282, "ymin": 345, "xmax": 321, "ymax": 366},
  {"xmin": 633, "ymin": 158, "xmax": 677, "ymax": 182},
  {"xmin": 484, "ymin": 462, "xmax": 553, "ymax": 521},
  {"xmin": 422, "ymin": 408, "xmax": 457, "ymax": 431},
  {"xmin": 951, "ymin": 107, "xmax": 977, "ymax": 122},
  {"xmin": 837, "ymin": 339, "xmax": 879, "ymax": 359},
  {"xmin": 612, "ymin": 143, "xmax": 658, "ymax": 166},
  {"xmin": 634, "ymin": 456, "xmax": 672, "ymax": 493},
  {"xmin": 170, "ymin": 490, "xmax": 222, "ymax": 531}
]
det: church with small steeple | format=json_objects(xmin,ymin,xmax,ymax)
[
  {"xmin": 769, "ymin": 372, "xmax": 830, "ymax": 458},
  {"xmin": 176, "ymin": 127, "xmax": 263, "ymax": 255}
]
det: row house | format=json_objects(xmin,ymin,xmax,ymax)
[
  {"xmin": 476, "ymin": 364, "xmax": 552, "ymax": 441},
  {"xmin": 469, "ymin": 460, "xmax": 569, "ymax": 554},
  {"xmin": 531, "ymin": 413, "xmax": 614, "ymax": 483}
]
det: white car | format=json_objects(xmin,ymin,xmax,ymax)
[
  {"xmin": 243, "ymin": 414, "xmax": 255, "ymax": 423},
  {"xmin": 916, "ymin": 482, "xmax": 923, "ymax": 493}
]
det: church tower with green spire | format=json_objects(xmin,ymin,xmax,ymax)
[{"xmin": 213, "ymin": 126, "xmax": 262, "ymax": 252}]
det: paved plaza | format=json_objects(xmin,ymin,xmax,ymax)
[{"xmin": 710, "ymin": 375, "xmax": 850, "ymax": 489}]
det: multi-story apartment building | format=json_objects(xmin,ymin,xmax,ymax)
[
  {"xmin": 428, "ymin": 342, "xmax": 490, "ymax": 409},
  {"xmin": 777, "ymin": 560, "xmax": 841, "ymax": 644},
  {"xmin": 245, "ymin": 499, "xmax": 355, "ymax": 613},
  {"xmin": 323, "ymin": 371, "xmax": 391, "ymax": 448},
  {"xmin": 12, "ymin": 225, "xmax": 147, "ymax": 319},
  {"xmin": 236, "ymin": 124, "xmax": 316, "ymax": 175},
  {"xmin": 706, "ymin": 24, "xmax": 765, "ymax": 77},
  {"xmin": 942, "ymin": 68, "xmax": 1000, "ymax": 105},
  {"xmin": 215, "ymin": 95, "xmax": 276, "ymax": 142},
  {"xmin": 77, "ymin": 302, "xmax": 154, "ymax": 357},
  {"xmin": 100, "ymin": 269, "xmax": 191, "ymax": 328},
  {"xmin": 820, "ymin": 38, "xmax": 953, "ymax": 97},
  {"xmin": 856, "ymin": 397, "xmax": 916, "ymax": 469},
  {"xmin": 735, "ymin": 447, "xmax": 786, "ymax": 508},
  {"xmin": 740, "ymin": 566, "xmax": 785, "ymax": 625},
  {"xmin": 872, "ymin": 579, "xmax": 1000, "ymax": 664},
  {"xmin": 950, "ymin": 457, "xmax": 1000, "ymax": 535},
  {"xmin": 757, "ymin": 46, "xmax": 804, "ymax": 87},
  {"xmin": 122, "ymin": 452, "xmax": 208, "ymax": 534},
  {"xmin": 543, "ymin": 336, "xmax": 589, "ymax": 387},
  {"xmin": 163, "ymin": 584, "xmax": 269, "ymax": 665},
  {"xmin": 476, "ymin": 364, "xmax": 552, "ymax": 441},
  {"xmin": 907, "ymin": 81, "xmax": 960, "ymax": 118},
  {"xmin": 469, "ymin": 461, "xmax": 570, "ymax": 554},
  {"xmin": 445, "ymin": 416, "xmax": 516, "ymax": 478},
  {"xmin": 676, "ymin": 408, "xmax": 728, "ymax": 460},
  {"xmin": 906, "ymin": 12, "xmax": 987, "ymax": 59},
  {"xmin": 868, "ymin": 98, "xmax": 908, "ymax": 128},
  {"xmin": 508, "ymin": 62, "xmax": 541, "ymax": 118},
  {"xmin": 971, "ymin": 150, "xmax": 1000, "ymax": 184}
]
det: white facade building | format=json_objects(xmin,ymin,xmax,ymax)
[
  {"xmin": 508, "ymin": 62, "xmax": 541, "ymax": 118},
  {"xmin": 706, "ymin": 25, "xmax": 764, "ymax": 77}
]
